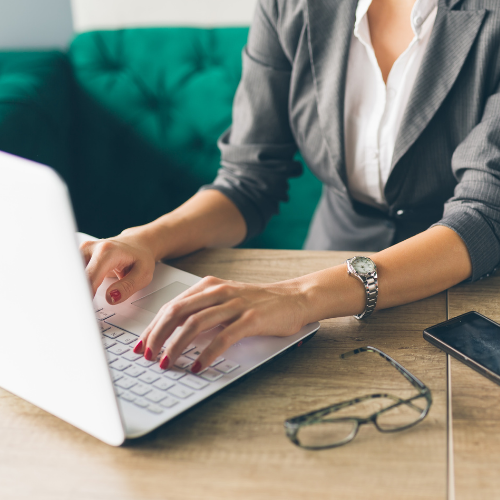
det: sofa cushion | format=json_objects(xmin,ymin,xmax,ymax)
[
  {"xmin": 70, "ymin": 28, "xmax": 321, "ymax": 248},
  {"xmin": 0, "ymin": 51, "xmax": 72, "ymax": 183}
]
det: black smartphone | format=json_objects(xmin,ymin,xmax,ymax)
[{"xmin": 423, "ymin": 311, "xmax": 500, "ymax": 386}]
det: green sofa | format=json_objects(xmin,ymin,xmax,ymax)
[{"xmin": 0, "ymin": 28, "xmax": 322, "ymax": 249}]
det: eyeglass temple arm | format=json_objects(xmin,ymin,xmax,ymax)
[
  {"xmin": 340, "ymin": 346, "xmax": 428, "ymax": 392},
  {"xmin": 285, "ymin": 393, "xmax": 399, "ymax": 426}
]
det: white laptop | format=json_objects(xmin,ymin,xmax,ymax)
[{"xmin": 0, "ymin": 151, "xmax": 320, "ymax": 446}]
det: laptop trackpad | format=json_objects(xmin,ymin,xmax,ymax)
[{"xmin": 131, "ymin": 282, "xmax": 191, "ymax": 314}]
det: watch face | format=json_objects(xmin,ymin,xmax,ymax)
[{"xmin": 352, "ymin": 257, "xmax": 376, "ymax": 275}]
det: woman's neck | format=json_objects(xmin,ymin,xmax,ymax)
[{"xmin": 367, "ymin": 0, "xmax": 417, "ymax": 83}]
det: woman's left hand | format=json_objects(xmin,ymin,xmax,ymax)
[{"xmin": 132, "ymin": 275, "xmax": 309, "ymax": 373}]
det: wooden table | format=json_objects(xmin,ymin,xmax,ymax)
[
  {"xmin": 0, "ymin": 249, "xmax": 451, "ymax": 500},
  {"xmin": 447, "ymin": 270, "xmax": 500, "ymax": 500}
]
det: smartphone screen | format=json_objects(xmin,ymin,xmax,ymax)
[{"xmin": 424, "ymin": 312, "xmax": 500, "ymax": 377}]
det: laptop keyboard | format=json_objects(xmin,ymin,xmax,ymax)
[{"xmin": 96, "ymin": 308, "xmax": 240, "ymax": 416}]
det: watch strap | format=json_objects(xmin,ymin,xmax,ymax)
[{"xmin": 354, "ymin": 273, "xmax": 378, "ymax": 320}]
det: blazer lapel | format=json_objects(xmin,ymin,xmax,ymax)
[
  {"xmin": 306, "ymin": 0, "xmax": 357, "ymax": 192},
  {"xmin": 388, "ymin": 0, "xmax": 486, "ymax": 201}
]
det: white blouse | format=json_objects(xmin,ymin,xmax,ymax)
[{"xmin": 344, "ymin": 0, "xmax": 438, "ymax": 208}]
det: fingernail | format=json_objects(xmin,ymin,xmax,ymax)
[
  {"xmin": 133, "ymin": 339, "xmax": 143, "ymax": 353},
  {"xmin": 159, "ymin": 355, "xmax": 170, "ymax": 370},
  {"xmin": 109, "ymin": 289, "xmax": 121, "ymax": 303},
  {"xmin": 144, "ymin": 347, "xmax": 153, "ymax": 361},
  {"xmin": 191, "ymin": 361, "xmax": 202, "ymax": 373}
]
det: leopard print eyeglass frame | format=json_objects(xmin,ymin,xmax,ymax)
[{"xmin": 284, "ymin": 346, "xmax": 432, "ymax": 450}]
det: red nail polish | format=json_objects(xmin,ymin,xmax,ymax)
[
  {"xmin": 110, "ymin": 289, "xmax": 121, "ymax": 303},
  {"xmin": 191, "ymin": 361, "xmax": 202, "ymax": 373},
  {"xmin": 133, "ymin": 339, "xmax": 143, "ymax": 353},
  {"xmin": 160, "ymin": 355, "xmax": 170, "ymax": 370},
  {"xmin": 144, "ymin": 347, "xmax": 152, "ymax": 361}
]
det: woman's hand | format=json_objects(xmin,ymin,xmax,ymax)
[
  {"xmin": 80, "ymin": 227, "xmax": 157, "ymax": 304},
  {"xmin": 132, "ymin": 275, "xmax": 309, "ymax": 373}
]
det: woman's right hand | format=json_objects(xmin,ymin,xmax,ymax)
[
  {"xmin": 80, "ymin": 190, "xmax": 247, "ymax": 306},
  {"xmin": 80, "ymin": 227, "xmax": 157, "ymax": 305}
]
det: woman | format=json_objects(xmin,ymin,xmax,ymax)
[{"xmin": 82, "ymin": 0, "xmax": 500, "ymax": 374}]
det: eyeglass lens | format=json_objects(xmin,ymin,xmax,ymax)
[
  {"xmin": 295, "ymin": 395, "xmax": 429, "ymax": 448},
  {"xmin": 375, "ymin": 395, "xmax": 428, "ymax": 431},
  {"xmin": 296, "ymin": 419, "xmax": 358, "ymax": 448}
]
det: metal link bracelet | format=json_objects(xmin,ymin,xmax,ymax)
[
  {"xmin": 355, "ymin": 274, "xmax": 378, "ymax": 320},
  {"xmin": 346, "ymin": 256, "xmax": 378, "ymax": 320}
]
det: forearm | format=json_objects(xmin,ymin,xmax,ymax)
[
  {"xmin": 297, "ymin": 226, "xmax": 472, "ymax": 324},
  {"xmin": 122, "ymin": 190, "xmax": 247, "ymax": 261}
]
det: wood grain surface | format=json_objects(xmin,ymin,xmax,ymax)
[
  {"xmin": 447, "ymin": 271, "xmax": 500, "ymax": 500},
  {"xmin": 0, "ymin": 249, "xmax": 447, "ymax": 500}
]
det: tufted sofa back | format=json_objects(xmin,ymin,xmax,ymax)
[{"xmin": 68, "ymin": 1, "xmax": 322, "ymax": 248}]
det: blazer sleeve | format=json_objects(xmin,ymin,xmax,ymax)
[
  {"xmin": 199, "ymin": 0, "xmax": 302, "ymax": 241},
  {"xmin": 435, "ymin": 83, "xmax": 500, "ymax": 281}
]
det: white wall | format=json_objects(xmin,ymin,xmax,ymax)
[
  {"xmin": 72, "ymin": 0, "xmax": 257, "ymax": 32},
  {"xmin": 0, "ymin": 0, "xmax": 73, "ymax": 49}
]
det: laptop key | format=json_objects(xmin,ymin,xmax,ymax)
[
  {"xmin": 115, "ymin": 376, "xmax": 137, "ymax": 389},
  {"xmin": 150, "ymin": 363, "xmax": 166, "ymax": 374},
  {"xmin": 122, "ymin": 351, "xmax": 142, "ymax": 362},
  {"xmin": 107, "ymin": 353, "xmax": 119, "ymax": 364},
  {"xmin": 180, "ymin": 374, "xmax": 209, "ymax": 390},
  {"xmin": 120, "ymin": 391, "xmax": 136, "ymax": 402},
  {"xmin": 182, "ymin": 344, "xmax": 196, "ymax": 355},
  {"xmin": 163, "ymin": 369, "xmax": 186, "ymax": 381},
  {"xmin": 111, "ymin": 359, "xmax": 132, "ymax": 371},
  {"xmin": 159, "ymin": 396, "xmax": 179, "ymax": 408},
  {"xmin": 96, "ymin": 310, "xmax": 115, "ymax": 321},
  {"xmin": 214, "ymin": 360, "xmax": 240, "ymax": 374},
  {"xmin": 124, "ymin": 366, "xmax": 145, "ymax": 378},
  {"xmin": 133, "ymin": 398, "xmax": 149, "ymax": 408},
  {"xmin": 155, "ymin": 347, "xmax": 166, "ymax": 362},
  {"xmin": 210, "ymin": 356, "xmax": 225, "ymax": 367},
  {"xmin": 103, "ymin": 326, "xmax": 125, "ymax": 339},
  {"xmin": 115, "ymin": 387, "xmax": 125, "ymax": 396},
  {"xmin": 139, "ymin": 372, "xmax": 160, "ymax": 384},
  {"xmin": 201, "ymin": 368, "xmax": 223, "ymax": 382},
  {"xmin": 147, "ymin": 404, "xmax": 164, "ymax": 414},
  {"xmin": 99, "ymin": 322, "xmax": 111, "ymax": 333},
  {"xmin": 145, "ymin": 389, "xmax": 167, "ymax": 403},
  {"xmin": 153, "ymin": 378, "xmax": 175, "ymax": 391},
  {"xmin": 111, "ymin": 371, "xmax": 123, "ymax": 382},
  {"xmin": 168, "ymin": 385, "xmax": 193, "ymax": 399},
  {"xmin": 102, "ymin": 338, "xmax": 116, "ymax": 349},
  {"xmin": 131, "ymin": 383, "xmax": 152, "ymax": 397},
  {"xmin": 174, "ymin": 356, "xmax": 193, "ymax": 369},
  {"xmin": 116, "ymin": 332, "xmax": 139, "ymax": 345},
  {"xmin": 185, "ymin": 349, "xmax": 203, "ymax": 360},
  {"xmin": 136, "ymin": 358, "xmax": 155, "ymax": 368},
  {"xmin": 107, "ymin": 344, "xmax": 130, "ymax": 356}
]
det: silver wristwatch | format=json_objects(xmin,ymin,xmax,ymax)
[{"xmin": 346, "ymin": 256, "xmax": 378, "ymax": 320}]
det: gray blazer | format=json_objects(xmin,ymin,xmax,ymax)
[{"xmin": 201, "ymin": 0, "xmax": 500, "ymax": 281}]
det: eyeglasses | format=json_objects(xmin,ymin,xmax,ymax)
[{"xmin": 284, "ymin": 346, "xmax": 432, "ymax": 450}]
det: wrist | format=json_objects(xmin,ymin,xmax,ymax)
[
  {"xmin": 295, "ymin": 265, "xmax": 367, "ymax": 323},
  {"xmin": 120, "ymin": 222, "xmax": 166, "ymax": 262}
]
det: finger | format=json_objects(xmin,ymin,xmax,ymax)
[
  {"xmin": 80, "ymin": 240, "xmax": 96, "ymax": 267},
  {"xmin": 105, "ymin": 260, "xmax": 153, "ymax": 305},
  {"xmin": 85, "ymin": 243, "xmax": 125, "ymax": 295},
  {"xmin": 133, "ymin": 278, "xmax": 235, "ymax": 359},
  {"xmin": 158, "ymin": 301, "xmax": 243, "ymax": 369},
  {"xmin": 142, "ymin": 289, "xmax": 238, "ymax": 361},
  {"xmin": 190, "ymin": 318, "xmax": 250, "ymax": 373},
  {"xmin": 85, "ymin": 241, "xmax": 137, "ymax": 296}
]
